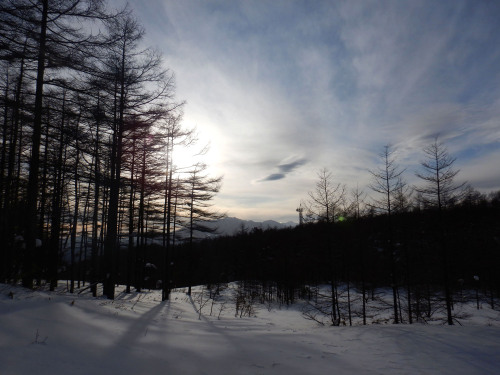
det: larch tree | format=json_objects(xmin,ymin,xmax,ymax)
[
  {"xmin": 415, "ymin": 137, "xmax": 466, "ymax": 325},
  {"xmin": 0, "ymin": 0, "xmax": 111, "ymax": 288},
  {"xmin": 99, "ymin": 11, "xmax": 180, "ymax": 299},
  {"xmin": 182, "ymin": 162, "xmax": 224, "ymax": 296},
  {"xmin": 415, "ymin": 138, "xmax": 466, "ymax": 210},
  {"xmin": 0, "ymin": 0, "xmax": 204, "ymax": 299},
  {"xmin": 306, "ymin": 168, "xmax": 346, "ymax": 224},
  {"xmin": 159, "ymin": 113, "xmax": 197, "ymax": 301},
  {"xmin": 305, "ymin": 168, "xmax": 346, "ymax": 325},
  {"xmin": 369, "ymin": 145, "xmax": 409, "ymax": 324}
]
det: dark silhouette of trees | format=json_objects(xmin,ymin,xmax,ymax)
[
  {"xmin": 0, "ymin": 1, "xmax": 213, "ymax": 302},
  {"xmin": 0, "ymin": 0, "xmax": 113, "ymax": 289},
  {"xmin": 98, "ymin": 11, "xmax": 180, "ymax": 299},
  {"xmin": 173, "ymin": 191, "xmax": 499, "ymax": 324},
  {"xmin": 1, "ymin": 2, "xmax": 498, "ymax": 326}
]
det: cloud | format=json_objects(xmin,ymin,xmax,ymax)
[
  {"xmin": 123, "ymin": 0, "xmax": 500, "ymax": 221},
  {"xmin": 257, "ymin": 157, "xmax": 308, "ymax": 183},
  {"xmin": 260, "ymin": 173, "xmax": 286, "ymax": 182},
  {"xmin": 277, "ymin": 158, "xmax": 308, "ymax": 173}
]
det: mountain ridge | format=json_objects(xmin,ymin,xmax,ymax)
[{"xmin": 211, "ymin": 216, "xmax": 297, "ymax": 236}]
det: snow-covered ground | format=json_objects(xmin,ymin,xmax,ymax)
[{"xmin": 1, "ymin": 283, "xmax": 500, "ymax": 375}]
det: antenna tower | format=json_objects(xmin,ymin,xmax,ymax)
[{"xmin": 296, "ymin": 204, "xmax": 304, "ymax": 225}]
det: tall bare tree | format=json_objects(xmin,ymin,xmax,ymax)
[
  {"xmin": 100, "ymin": 11, "xmax": 180, "ymax": 299},
  {"xmin": 182, "ymin": 162, "xmax": 224, "ymax": 295},
  {"xmin": 415, "ymin": 137, "xmax": 466, "ymax": 325},
  {"xmin": 369, "ymin": 145, "xmax": 408, "ymax": 324},
  {"xmin": 305, "ymin": 168, "xmax": 346, "ymax": 324},
  {"xmin": 0, "ymin": 0, "xmax": 111, "ymax": 288},
  {"xmin": 159, "ymin": 113, "xmax": 196, "ymax": 301}
]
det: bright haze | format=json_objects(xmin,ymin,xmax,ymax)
[{"xmin": 114, "ymin": 0, "xmax": 500, "ymax": 223}]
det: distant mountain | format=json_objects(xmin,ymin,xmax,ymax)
[
  {"xmin": 213, "ymin": 217, "xmax": 297, "ymax": 236},
  {"xmin": 176, "ymin": 217, "xmax": 297, "ymax": 239},
  {"xmin": 60, "ymin": 218, "xmax": 297, "ymax": 257}
]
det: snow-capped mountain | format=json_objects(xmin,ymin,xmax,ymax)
[
  {"xmin": 211, "ymin": 217, "xmax": 297, "ymax": 236},
  {"xmin": 176, "ymin": 217, "xmax": 297, "ymax": 240}
]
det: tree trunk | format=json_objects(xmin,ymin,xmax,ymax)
[
  {"xmin": 48, "ymin": 92, "xmax": 67, "ymax": 291},
  {"xmin": 23, "ymin": 0, "xmax": 48, "ymax": 289},
  {"xmin": 70, "ymin": 119, "xmax": 80, "ymax": 293}
]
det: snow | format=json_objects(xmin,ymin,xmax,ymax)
[{"xmin": 1, "ymin": 283, "xmax": 500, "ymax": 375}]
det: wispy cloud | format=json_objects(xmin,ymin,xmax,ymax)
[{"xmin": 124, "ymin": 0, "xmax": 500, "ymax": 221}]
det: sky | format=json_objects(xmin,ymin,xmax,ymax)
[{"xmin": 113, "ymin": 0, "xmax": 500, "ymax": 223}]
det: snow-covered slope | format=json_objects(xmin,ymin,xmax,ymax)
[{"xmin": 1, "ymin": 283, "xmax": 500, "ymax": 375}]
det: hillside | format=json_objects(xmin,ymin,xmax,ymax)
[{"xmin": 1, "ymin": 282, "xmax": 500, "ymax": 375}]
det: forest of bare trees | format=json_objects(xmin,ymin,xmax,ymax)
[
  {"xmin": 1, "ymin": 1, "xmax": 499, "ymax": 329},
  {"xmin": 173, "ymin": 140, "xmax": 499, "ymax": 327},
  {"xmin": 0, "ymin": 0, "xmax": 222, "ymax": 301}
]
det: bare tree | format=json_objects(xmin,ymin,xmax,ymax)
[
  {"xmin": 100, "ymin": 11, "xmax": 180, "ymax": 299},
  {"xmin": 368, "ymin": 145, "xmax": 408, "ymax": 324},
  {"xmin": 415, "ymin": 138, "xmax": 466, "ymax": 210},
  {"xmin": 415, "ymin": 137, "xmax": 466, "ymax": 325},
  {"xmin": 304, "ymin": 168, "xmax": 346, "ymax": 325},
  {"xmin": 0, "ymin": 0, "xmax": 113, "ymax": 288},
  {"xmin": 369, "ymin": 145, "xmax": 407, "ymax": 216},
  {"xmin": 348, "ymin": 184, "xmax": 367, "ymax": 219},
  {"xmin": 159, "ymin": 113, "xmax": 196, "ymax": 301},
  {"xmin": 306, "ymin": 168, "xmax": 346, "ymax": 224},
  {"xmin": 1, "ymin": 1, "xmax": 199, "ymax": 296},
  {"xmin": 182, "ymin": 162, "xmax": 224, "ymax": 296}
]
